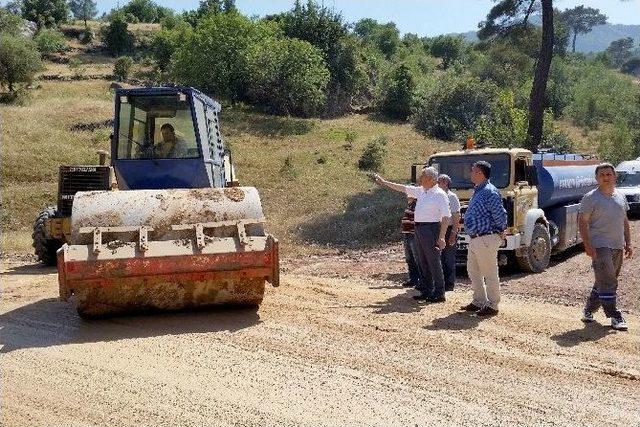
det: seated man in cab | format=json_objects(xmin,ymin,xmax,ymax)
[{"xmin": 156, "ymin": 123, "xmax": 189, "ymax": 158}]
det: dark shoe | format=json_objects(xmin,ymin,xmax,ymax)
[
  {"xmin": 460, "ymin": 303, "xmax": 482, "ymax": 312},
  {"xmin": 445, "ymin": 286, "xmax": 454, "ymax": 292},
  {"xmin": 476, "ymin": 306, "xmax": 499, "ymax": 316},
  {"xmin": 426, "ymin": 296, "xmax": 446, "ymax": 303},
  {"xmin": 412, "ymin": 294, "xmax": 429, "ymax": 302}
]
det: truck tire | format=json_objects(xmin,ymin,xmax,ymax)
[
  {"xmin": 516, "ymin": 223, "xmax": 551, "ymax": 273},
  {"xmin": 32, "ymin": 206, "xmax": 63, "ymax": 266}
]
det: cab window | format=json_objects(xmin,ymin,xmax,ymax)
[{"xmin": 117, "ymin": 94, "xmax": 199, "ymax": 159}]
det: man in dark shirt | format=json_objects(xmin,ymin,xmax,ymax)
[{"xmin": 460, "ymin": 161, "xmax": 507, "ymax": 316}]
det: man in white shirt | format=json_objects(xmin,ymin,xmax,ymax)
[{"xmin": 374, "ymin": 167, "xmax": 451, "ymax": 302}]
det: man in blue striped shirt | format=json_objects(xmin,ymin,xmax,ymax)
[{"xmin": 460, "ymin": 161, "xmax": 507, "ymax": 316}]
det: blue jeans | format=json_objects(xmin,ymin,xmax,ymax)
[
  {"xmin": 414, "ymin": 222, "xmax": 446, "ymax": 299},
  {"xmin": 403, "ymin": 233, "xmax": 421, "ymax": 285},
  {"xmin": 441, "ymin": 226, "xmax": 456, "ymax": 291}
]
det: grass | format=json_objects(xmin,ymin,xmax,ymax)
[
  {"xmin": 1, "ymin": 79, "xmax": 113, "ymax": 245},
  {"xmin": 224, "ymin": 108, "xmax": 453, "ymax": 255}
]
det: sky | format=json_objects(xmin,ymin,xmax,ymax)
[{"xmin": 3, "ymin": 0, "xmax": 639, "ymax": 36}]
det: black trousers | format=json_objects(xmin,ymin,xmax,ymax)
[{"xmin": 414, "ymin": 222, "xmax": 446, "ymax": 298}]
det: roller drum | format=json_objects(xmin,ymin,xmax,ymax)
[{"xmin": 71, "ymin": 187, "xmax": 265, "ymax": 244}]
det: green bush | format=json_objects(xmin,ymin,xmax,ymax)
[
  {"xmin": 358, "ymin": 136, "xmax": 388, "ymax": 172},
  {"xmin": 0, "ymin": 34, "xmax": 42, "ymax": 93},
  {"xmin": 567, "ymin": 63, "xmax": 639, "ymax": 129},
  {"xmin": 113, "ymin": 56, "xmax": 134, "ymax": 81},
  {"xmin": 0, "ymin": 8, "xmax": 24, "ymax": 36},
  {"xmin": 276, "ymin": 1, "xmax": 366, "ymax": 114},
  {"xmin": 378, "ymin": 63, "xmax": 416, "ymax": 120},
  {"xmin": 412, "ymin": 74, "xmax": 499, "ymax": 140},
  {"xmin": 474, "ymin": 92, "xmax": 528, "ymax": 148},
  {"xmin": 545, "ymin": 58, "xmax": 573, "ymax": 118},
  {"xmin": 597, "ymin": 122, "xmax": 640, "ymax": 165},
  {"xmin": 540, "ymin": 130, "xmax": 574, "ymax": 154},
  {"xmin": 171, "ymin": 12, "xmax": 278, "ymax": 102},
  {"xmin": 80, "ymin": 25, "xmax": 94, "ymax": 43},
  {"xmin": 151, "ymin": 23, "xmax": 191, "ymax": 71},
  {"xmin": 429, "ymin": 35, "xmax": 465, "ymax": 69},
  {"xmin": 120, "ymin": 0, "xmax": 159, "ymax": 23},
  {"xmin": 470, "ymin": 42, "xmax": 533, "ymax": 89},
  {"xmin": 246, "ymin": 37, "xmax": 329, "ymax": 117},
  {"xmin": 33, "ymin": 28, "xmax": 67, "ymax": 56},
  {"xmin": 101, "ymin": 14, "xmax": 135, "ymax": 56},
  {"xmin": 22, "ymin": 0, "xmax": 69, "ymax": 28}
]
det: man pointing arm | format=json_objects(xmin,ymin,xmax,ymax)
[{"xmin": 374, "ymin": 167, "xmax": 451, "ymax": 302}]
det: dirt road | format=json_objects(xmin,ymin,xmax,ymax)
[{"xmin": 1, "ymin": 253, "xmax": 639, "ymax": 426}]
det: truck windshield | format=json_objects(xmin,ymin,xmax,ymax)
[
  {"xmin": 429, "ymin": 153, "xmax": 511, "ymax": 189},
  {"xmin": 617, "ymin": 172, "xmax": 640, "ymax": 187},
  {"xmin": 117, "ymin": 95, "xmax": 199, "ymax": 159}
]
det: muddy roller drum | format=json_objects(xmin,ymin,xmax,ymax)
[{"xmin": 57, "ymin": 187, "xmax": 279, "ymax": 318}]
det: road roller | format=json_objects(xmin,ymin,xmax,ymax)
[{"xmin": 33, "ymin": 86, "xmax": 279, "ymax": 318}]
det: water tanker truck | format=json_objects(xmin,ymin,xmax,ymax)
[{"xmin": 413, "ymin": 147, "xmax": 599, "ymax": 272}]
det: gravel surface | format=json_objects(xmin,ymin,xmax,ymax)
[{"xmin": 2, "ymin": 239, "xmax": 639, "ymax": 427}]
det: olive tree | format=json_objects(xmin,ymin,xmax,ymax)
[
  {"xmin": 246, "ymin": 37, "xmax": 329, "ymax": 116},
  {"xmin": 0, "ymin": 33, "xmax": 42, "ymax": 93}
]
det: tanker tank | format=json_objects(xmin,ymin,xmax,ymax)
[{"xmin": 533, "ymin": 154, "xmax": 598, "ymax": 209}]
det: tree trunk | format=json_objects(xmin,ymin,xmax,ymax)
[
  {"xmin": 572, "ymin": 31, "xmax": 577, "ymax": 53},
  {"xmin": 526, "ymin": 0, "xmax": 554, "ymax": 153}
]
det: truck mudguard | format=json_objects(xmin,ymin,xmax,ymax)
[{"xmin": 522, "ymin": 208, "xmax": 547, "ymax": 247}]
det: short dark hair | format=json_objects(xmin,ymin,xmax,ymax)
[
  {"xmin": 473, "ymin": 161, "xmax": 491, "ymax": 179},
  {"xmin": 595, "ymin": 162, "xmax": 615, "ymax": 176},
  {"xmin": 161, "ymin": 123, "xmax": 175, "ymax": 132}
]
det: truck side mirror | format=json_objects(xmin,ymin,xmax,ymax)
[
  {"xmin": 526, "ymin": 165, "xmax": 539, "ymax": 186},
  {"xmin": 411, "ymin": 163, "xmax": 427, "ymax": 184}
]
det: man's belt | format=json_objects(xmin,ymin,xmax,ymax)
[{"xmin": 469, "ymin": 232, "xmax": 498, "ymax": 239}]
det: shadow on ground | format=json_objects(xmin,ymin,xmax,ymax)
[
  {"xmin": 551, "ymin": 322, "xmax": 616, "ymax": 347},
  {"xmin": 0, "ymin": 263, "xmax": 56, "ymax": 276},
  {"xmin": 297, "ymin": 188, "xmax": 405, "ymax": 250},
  {"xmin": 366, "ymin": 291, "xmax": 424, "ymax": 315},
  {"xmin": 425, "ymin": 311, "xmax": 487, "ymax": 331},
  {"xmin": 0, "ymin": 298, "xmax": 261, "ymax": 353}
]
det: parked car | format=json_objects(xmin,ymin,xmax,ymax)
[{"xmin": 616, "ymin": 159, "xmax": 640, "ymax": 217}]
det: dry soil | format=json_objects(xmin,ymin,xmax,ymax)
[{"xmin": 1, "ymin": 229, "xmax": 639, "ymax": 426}]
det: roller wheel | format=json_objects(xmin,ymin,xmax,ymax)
[
  {"xmin": 32, "ymin": 206, "xmax": 63, "ymax": 266},
  {"xmin": 516, "ymin": 223, "xmax": 551, "ymax": 273}
]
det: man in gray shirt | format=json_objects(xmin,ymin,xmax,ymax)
[
  {"xmin": 579, "ymin": 163, "xmax": 634, "ymax": 331},
  {"xmin": 437, "ymin": 174, "xmax": 461, "ymax": 291}
]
